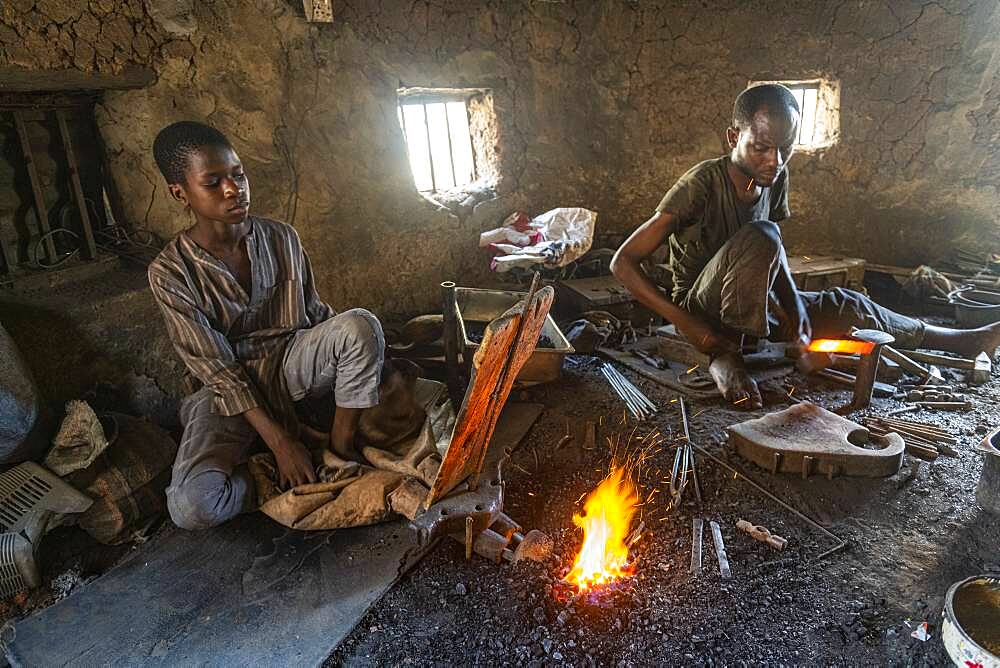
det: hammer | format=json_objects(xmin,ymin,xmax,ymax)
[
  {"xmin": 897, "ymin": 349, "xmax": 992, "ymax": 386},
  {"xmin": 882, "ymin": 346, "xmax": 946, "ymax": 384}
]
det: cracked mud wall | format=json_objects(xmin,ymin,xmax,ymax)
[{"xmin": 4, "ymin": 0, "xmax": 999, "ymax": 317}]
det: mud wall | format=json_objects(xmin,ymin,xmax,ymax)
[{"xmin": 2, "ymin": 0, "xmax": 999, "ymax": 317}]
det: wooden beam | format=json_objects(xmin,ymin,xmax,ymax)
[
  {"xmin": 56, "ymin": 110, "xmax": 98, "ymax": 260},
  {"xmin": 12, "ymin": 111, "xmax": 56, "ymax": 265}
]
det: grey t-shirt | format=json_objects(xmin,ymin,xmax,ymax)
[{"xmin": 655, "ymin": 155, "xmax": 790, "ymax": 302}]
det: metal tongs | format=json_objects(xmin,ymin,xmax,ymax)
[{"xmin": 669, "ymin": 397, "xmax": 703, "ymax": 510}]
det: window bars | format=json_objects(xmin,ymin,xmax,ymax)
[{"xmin": 397, "ymin": 98, "xmax": 476, "ymax": 193}]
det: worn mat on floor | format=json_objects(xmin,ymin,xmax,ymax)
[
  {"xmin": 3, "ymin": 402, "xmax": 544, "ymax": 666},
  {"xmin": 599, "ymin": 341, "xmax": 793, "ymax": 401}
]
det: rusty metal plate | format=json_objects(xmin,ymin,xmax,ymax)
[{"xmin": 727, "ymin": 401, "xmax": 904, "ymax": 479}]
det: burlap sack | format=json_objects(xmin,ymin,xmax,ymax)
[
  {"xmin": 66, "ymin": 412, "xmax": 177, "ymax": 544},
  {"xmin": 44, "ymin": 400, "xmax": 110, "ymax": 477},
  {"xmin": 253, "ymin": 377, "xmax": 451, "ymax": 531}
]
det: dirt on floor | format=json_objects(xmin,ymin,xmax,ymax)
[{"xmin": 329, "ymin": 353, "xmax": 1000, "ymax": 666}]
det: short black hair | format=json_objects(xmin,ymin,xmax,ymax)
[
  {"xmin": 152, "ymin": 121, "xmax": 233, "ymax": 185},
  {"xmin": 733, "ymin": 84, "xmax": 800, "ymax": 130}
]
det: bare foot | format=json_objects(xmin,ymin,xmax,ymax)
[
  {"xmin": 953, "ymin": 322, "xmax": 1000, "ymax": 358},
  {"xmin": 329, "ymin": 439, "xmax": 363, "ymax": 463},
  {"xmin": 709, "ymin": 352, "xmax": 763, "ymax": 409},
  {"xmin": 926, "ymin": 321, "xmax": 1000, "ymax": 358},
  {"xmin": 299, "ymin": 423, "xmax": 330, "ymax": 450}
]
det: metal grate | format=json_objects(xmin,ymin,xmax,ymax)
[
  {"xmin": 0, "ymin": 467, "xmax": 53, "ymax": 533},
  {"xmin": 397, "ymin": 99, "xmax": 476, "ymax": 193},
  {"xmin": 0, "ymin": 462, "xmax": 91, "ymax": 533},
  {"xmin": 0, "ymin": 462, "xmax": 93, "ymax": 598},
  {"xmin": 0, "ymin": 533, "xmax": 33, "ymax": 599},
  {"xmin": 785, "ymin": 84, "xmax": 820, "ymax": 146}
]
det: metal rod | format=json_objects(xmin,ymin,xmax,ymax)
[
  {"xmin": 690, "ymin": 518, "xmax": 703, "ymax": 576},
  {"xmin": 465, "ymin": 97, "xmax": 479, "ymax": 180},
  {"xmin": 464, "ymin": 516, "xmax": 474, "ymax": 561},
  {"xmin": 441, "ymin": 281, "xmax": 463, "ymax": 411},
  {"xmin": 602, "ymin": 368, "xmax": 644, "ymax": 419},
  {"xmin": 680, "ymin": 397, "xmax": 703, "ymax": 504},
  {"xmin": 710, "ymin": 520, "xmax": 732, "ymax": 579},
  {"xmin": 670, "ymin": 444, "xmax": 689, "ymax": 508},
  {"xmin": 443, "ymin": 102, "xmax": 458, "ymax": 187},
  {"xmin": 421, "ymin": 102, "xmax": 436, "ymax": 192},
  {"xmin": 604, "ymin": 364, "xmax": 657, "ymax": 411},
  {"xmin": 612, "ymin": 369, "xmax": 657, "ymax": 410}
]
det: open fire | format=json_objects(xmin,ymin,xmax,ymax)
[{"xmin": 562, "ymin": 467, "xmax": 639, "ymax": 592}]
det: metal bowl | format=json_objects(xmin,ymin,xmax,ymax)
[
  {"xmin": 941, "ymin": 575, "xmax": 1000, "ymax": 668},
  {"xmin": 948, "ymin": 286, "xmax": 1000, "ymax": 328}
]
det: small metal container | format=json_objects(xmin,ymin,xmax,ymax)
[
  {"xmin": 454, "ymin": 287, "xmax": 574, "ymax": 385},
  {"xmin": 941, "ymin": 575, "xmax": 1000, "ymax": 668},
  {"xmin": 949, "ymin": 287, "xmax": 1000, "ymax": 328}
]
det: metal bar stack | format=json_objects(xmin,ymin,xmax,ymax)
[
  {"xmin": 862, "ymin": 416, "xmax": 959, "ymax": 461},
  {"xmin": 601, "ymin": 362, "xmax": 657, "ymax": 420}
]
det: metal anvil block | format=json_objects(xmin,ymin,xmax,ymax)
[{"xmin": 727, "ymin": 402, "xmax": 904, "ymax": 479}]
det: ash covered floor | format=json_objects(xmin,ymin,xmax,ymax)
[{"xmin": 330, "ymin": 355, "xmax": 999, "ymax": 666}]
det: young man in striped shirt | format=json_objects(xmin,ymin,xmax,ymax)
[{"xmin": 148, "ymin": 121, "xmax": 384, "ymax": 530}]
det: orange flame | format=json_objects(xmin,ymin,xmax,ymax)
[
  {"xmin": 806, "ymin": 338, "xmax": 875, "ymax": 355},
  {"xmin": 563, "ymin": 467, "xmax": 639, "ymax": 591}
]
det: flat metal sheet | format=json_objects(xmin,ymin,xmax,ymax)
[
  {"xmin": 4, "ymin": 517, "xmax": 424, "ymax": 667},
  {"xmin": 4, "ymin": 403, "xmax": 544, "ymax": 667}
]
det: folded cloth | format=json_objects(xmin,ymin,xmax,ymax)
[
  {"xmin": 251, "ymin": 378, "xmax": 452, "ymax": 531},
  {"xmin": 44, "ymin": 400, "xmax": 110, "ymax": 477},
  {"xmin": 902, "ymin": 265, "xmax": 954, "ymax": 300}
]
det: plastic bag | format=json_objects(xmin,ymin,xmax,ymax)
[
  {"xmin": 0, "ymin": 322, "xmax": 51, "ymax": 464},
  {"xmin": 480, "ymin": 207, "xmax": 597, "ymax": 272}
]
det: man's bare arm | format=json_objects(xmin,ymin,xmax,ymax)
[
  {"xmin": 243, "ymin": 406, "xmax": 317, "ymax": 488},
  {"xmin": 610, "ymin": 211, "xmax": 735, "ymax": 355}
]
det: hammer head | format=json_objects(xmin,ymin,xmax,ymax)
[
  {"xmin": 927, "ymin": 365, "xmax": 945, "ymax": 384},
  {"xmin": 967, "ymin": 351, "xmax": 992, "ymax": 385}
]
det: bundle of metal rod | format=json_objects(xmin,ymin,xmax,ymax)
[
  {"xmin": 601, "ymin": 363, "xmax": 657, "ymax": 420},
  {"xmin": 862, "ymin": 416, "xmax": 959, "ymax": 461}
]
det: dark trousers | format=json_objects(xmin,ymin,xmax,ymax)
[{"xmin": 680, "ymin": 220, "xmax": 924, "ymax": 348}]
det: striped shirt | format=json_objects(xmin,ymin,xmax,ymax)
[{"xmin": 148, "ymin": 216, "xmax": 335, "ymax": 425}]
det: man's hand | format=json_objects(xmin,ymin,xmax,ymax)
[
  {"xmin": 796, "ymin": 310, "xmax": 813, "ymax": 347},
  {"xmin": 788, "ymin": 297, "xmax": 813, "ymax": 347},
  {"xmin": 243, "ymin": 406, "xmax": 319, "ymax": 488},
  {"xmin": 269, "ymin": 435, "xmax": 318, "ymax": 489}
]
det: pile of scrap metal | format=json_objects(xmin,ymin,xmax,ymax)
[{"xmin": 562, "ymin": 311, "xmax": 637, "ymax": 353}]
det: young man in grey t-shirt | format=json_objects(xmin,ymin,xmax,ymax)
[{"xmin": 612, "ymin": 83, "xmax": 1000, "ymax": 406}]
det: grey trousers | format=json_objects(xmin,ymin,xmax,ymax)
[
  {"xmin": 166, "ymin": 308, "xmax": 385, "ymax": 530},
  {"xmin": 681, "ymin": 220, "xmax": 925, "ymax": 348}
]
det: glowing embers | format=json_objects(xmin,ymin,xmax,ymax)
[
  {"xmin": 806, "ymin": 338, "xmax": 875, "ymax": 355},
  {"xmin": 562, "ymin": 467, "xmax": 639, "ymax": 592}
]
